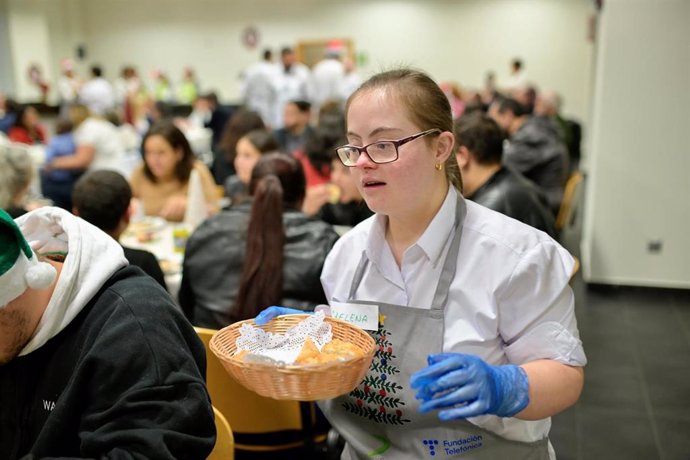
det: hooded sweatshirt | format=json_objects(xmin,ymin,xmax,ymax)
[
  {"xmin": 16, "ymin": 207, "xmax": 128, "ymax": 356},
  {"xmin": 1, "ymin": 207, "xmax": 215, "ymax": 459}
]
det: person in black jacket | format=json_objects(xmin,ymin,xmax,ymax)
[
  {"xmin": 0, "ymin": 207, "xmax": 214, "ymax": 459},
  {"xmin": 180, "ymin": 152, "xmax": 339, "ymax": 329},
  {"xmin": 273, "ymin": 99, "xmax": 314, "ymax": 155},
  {"xmin": 488, "ymin": 96, "xmax": 568, "ymax": 215},
  {"xmin": 316, "ymin": 154, "xmax": 374, "ymax": 227},
  {"xmin": 454, "ymin": 112, "xmax": 556, "ymax": 238},
  {"xmin": 71, "ymin": 169, "xmax": 167, "ymax": 289},
  {"xmin": 302, "ymin": 146, "xmax": 374, "ymax": 227}
]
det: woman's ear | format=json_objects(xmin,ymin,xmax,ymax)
[{"xmin": 435, "ymin": 131, "xmax": 455, "ymax": 164}]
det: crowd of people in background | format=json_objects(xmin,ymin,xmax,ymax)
[{"xmin": 0, "ymin": 49, "xmax": 582, "ymax": 316}]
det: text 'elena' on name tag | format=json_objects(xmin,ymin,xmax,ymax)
[{"xmin": 329, "ymin": 301, "xmax": 379, "ymax": 331}]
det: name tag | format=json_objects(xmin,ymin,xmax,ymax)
[{"xmin": 329, "ymin": 301, "xmax": 379, "ymax": 331}]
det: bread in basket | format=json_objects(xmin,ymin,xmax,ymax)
[{"xmin": 210, "ymin": 314, "xmax": 376, "ymax": 401}]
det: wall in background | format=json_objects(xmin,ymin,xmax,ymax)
[
  {"xmin": 6, "ymin": 0, "xmax": 53, "ymax": 101},
  {"xmin": 0, "ymin": 0, "xmax": 16, "ymax": 94},
  {"xmin": 2, "ymin": 0, "xmax": 595, "ymax": 124},
  {"xmin": 3, "ymin": 0, "xmax": 84, "ymax": 101},
  {"xmin": 582, "ymin": 0, "xmax": 690, "ymax": 287}
]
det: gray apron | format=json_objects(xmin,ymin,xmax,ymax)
[{"xmin": 320, "ymin": 198, "xmax": 550, "ymax": 459}]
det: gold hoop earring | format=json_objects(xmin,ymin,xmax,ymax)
[{"xmin": 435, "ymin": 163, "xmax": 443, "ymax": 171}]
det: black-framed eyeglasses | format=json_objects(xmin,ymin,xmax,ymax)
[{"xmin": 335, "ymin": 128, "xmax": 442, "ymax": 167}]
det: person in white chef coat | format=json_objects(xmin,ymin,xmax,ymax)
[{"xmin": 256, "ymin": 68, "xmax": 586, "ymax": 460}]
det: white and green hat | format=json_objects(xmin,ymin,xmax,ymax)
[{"xmin": 0, "ymin": 209, "xmax": 57, "ymax": 308}]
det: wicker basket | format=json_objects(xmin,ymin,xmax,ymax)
[{"xmin": 210, "ymin": 314, "xmax": 376, "ymax": 401}]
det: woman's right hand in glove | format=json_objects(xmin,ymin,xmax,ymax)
[{"xmin": 255, "ymin": 306, "xmax": 309, "ymax": 325}]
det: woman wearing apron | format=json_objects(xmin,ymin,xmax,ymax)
[{"xmin": 257, "ymin": 69, "xmax": 586, "ymax": 459}]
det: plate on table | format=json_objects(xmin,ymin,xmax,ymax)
[
  {"xmin": 127, "ymin": 217, "xmax": 167, "ymax": 242},
  {"xmin": 159, "ymin": 258, "xmax": 182, "ymax": 276}
]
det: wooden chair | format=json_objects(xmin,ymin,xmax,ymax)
[
  {"xmin": 209, "ymin": 406, "xmax": 234, "ymax": 460},
  {"xmin": 215, "ymin": 184, "xmax": 226, "ymax": 200},
  {"xmin": 195, "ymin": 327, "xmax": 328, "ymax": 455},
  {"xmin": 555, "ymin": 171, "xmax": 584, "ymax": 233}
]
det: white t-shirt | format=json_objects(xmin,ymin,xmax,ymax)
[
  {"xmin": 321, "ymin": 187, "xmax": 586, "ymax": 443},
  {"xmin": 241, "ymin": 61, "xmax": 279, "ymax": 127},
  {"xmin": 57, "ymin": 75, "xmax": 80, "ymax": 103},
  {"xmin": 338, "ymin": 72, "xmax": 362, "ymax": 101},
  {"xmin": 506, "ymin": 70, "xmax": 529, "ymax": 90},
  {"xmin": 272, "ymin": 63, "xmax": 312, "ymax": 127},
  {"xmin": 74, "ymin": 118, "xmax": 126, "ymax": 174},
  {"xmin": 311, "ymin": 58, "xmax": 345, "ymax": 108},
  {"xmin": 79, "ymin": 78, "xmax": 115, "ymax": 116}
]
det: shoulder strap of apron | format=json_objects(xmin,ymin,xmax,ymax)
[
  {"xmin": 348, "ymin": 249, "xmax": 370, "ymax": 301},
  {"xmin": 348, "ymin": 195, "xmax": 467, "ymax": 312},
  {"xmin": 431, "ymin": 196, "xmax": 466, "ymax": 311}
]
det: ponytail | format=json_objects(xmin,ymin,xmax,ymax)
[{"xmin": 235, "ymin": 174, "xmax": 285, "ymax": 319}]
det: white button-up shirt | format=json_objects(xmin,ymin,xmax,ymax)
[{"xmin": 321, "ymin": 186, "xmax": 586, "ymax": 444}]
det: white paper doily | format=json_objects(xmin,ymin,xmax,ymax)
[{"xmin": 235, "ymin": 311, "xmax": 332, "ymax": 364}]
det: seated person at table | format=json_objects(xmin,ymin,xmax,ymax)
[
  {"xmin": 0, "ymin": 94, "xmax": 19, "ymax": 134},
  {"xmin": 179, "ymin": 153, "xmax": 339, "ymax": 329},
  {"xmin": 8, "ymin": 105, "xmax": 47, "ymax": 145},
  {"xmin": 0, "ymin": 144, "xmax": 35, "ymax": 218},
  {"xmin": 302, "ymin": 143, "xmax": 373, "ymax": 227},
  {"xmin": 454, "ymin": 112, "xmax": 556, "ymax": 238},
  {"xmin": 273, "ymin": 100, "xmax": 314, "ymax": 155},
  {"xmin": 213, "ymin": 109, "xmax": 265, "ymax": 185},
  {"xmin": 72, "ymin": 169, "xmax": 167, "ymax": 289},
  {"xmin": 40, "ymin": 117, "xmax": 80, "ymax": 211},
  {"xmin": 0, "ymin": 207, "xmax": 214, "ymax": 458},
  {"xmin": 130, "ymin": 121, "xmax": 217, "ymax": 222},
  {"xmin": 223, "ymin": 128, "xmax": 279, "ymax": 204},
  {"xmin": 488, "ymin": 96, "xmax": 568, "ymax": 215},
  {"xmin": 294, "ymin": 128, "xmax": 333, "ymax": 188},
  {"xmin": 47, "ymin": 104, "xmax": 126, "ymax": 175},
  {"xmin": 194, "ymin": 92, "xmax": 231, "ymax": 152}
]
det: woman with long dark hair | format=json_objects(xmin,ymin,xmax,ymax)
[
  {"xmin": 224, "ymin": 128, "xmax": 279, "ymax": 204},
  {"xmin": 212, "ymin": 109, "xmax": 265, "ymax": 184},
  {"xmin": 130, "ymin": 121, "xmax": 217, "ymax": 221},
  {"xmin": 179, "ymin": 153, "xmax": 338, "ymax": 328},
  {"xmin": 8, "ymin": 105, "xmax": 47, "ymax": 145}
]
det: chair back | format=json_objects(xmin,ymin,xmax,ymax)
[
  {"xmin": 195, "ymin": 327, "xmax": 326, "ymax": 452},
  {"xmin": 215, "ymin": 184, "xmax": 226, "ymax": 200},
  {"xmin": 555, "ymin": 171, "xmax": 584, "ymax": 232},
  {"xmin": 208, "ymin": 406, "xmax": 234, "ymax": 460}
]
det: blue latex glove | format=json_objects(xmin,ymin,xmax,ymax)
[
  {"xmin": 410, "ymin": 353, "xmax": 529, "ymax": 420},
  {"xmin": 254, "ymin": 306, "xmax": 310, "ymax": 325}
]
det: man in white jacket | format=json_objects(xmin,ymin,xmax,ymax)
[
  {"xmin": 0, "ymin": 207, "xmax": 215, "ymax": 459},
  {"xmin": 79, "ymin": 65, "xmax": 115, "ymax": 116},
  {"xmin": 241, "ymin": 48, "xmax": 279, "ymax": 128}
]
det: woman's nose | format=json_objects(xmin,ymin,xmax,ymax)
[{"xmin": 354, "ymin": 150, "xmax": 376, "ymax": 169}]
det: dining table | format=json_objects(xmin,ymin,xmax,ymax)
[{"xmin": 119, "ymin": 217, "xmax": 187, "ymax": 303}]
